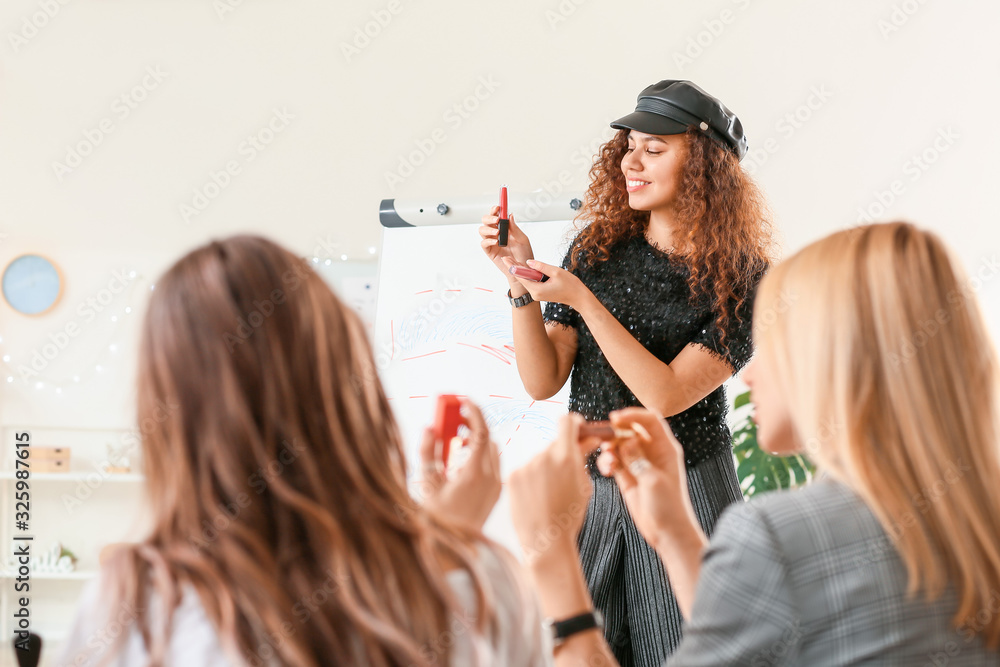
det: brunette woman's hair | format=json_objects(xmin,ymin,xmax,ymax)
[
  {"xmin": 755, "ymin": 222, "xmax": 1000, "ymax": 648},
  {"xmin": 574, "ymin": 127, "xmax": 775, "ymax": 356},
  {"xmin": 95, "ymin": 235, "xmax": 502, "ymax": 666}
]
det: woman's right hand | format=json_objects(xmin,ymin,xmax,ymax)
[
  {"xmin": 479, "ymin": 206, "xmax": 535, "ymax": 281},
  {"xmin": 419, "ymin": 399, "xmax": 502, "ymax": 531}
]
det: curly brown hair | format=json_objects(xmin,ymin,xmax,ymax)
[{"xmin": 572, "ymin": 127, "xmax": 775, "ymax": 357}]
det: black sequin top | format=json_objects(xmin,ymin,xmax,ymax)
[{"xmin": 543, "ymin": 233, "xmax": 764, "ymax": 473}]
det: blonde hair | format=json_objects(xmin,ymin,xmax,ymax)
[
  {"xmin": 754, "ymin": 221, "xmax": 1000, "ymax": 648},
  {"xmin": 93, "ymin": 235, "xmax": 505, "ymax": 666}
]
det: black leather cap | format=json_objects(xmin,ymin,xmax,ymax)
[{"xmin": 611, "ymin": 80, "xmax": 748, "ymax": 161}]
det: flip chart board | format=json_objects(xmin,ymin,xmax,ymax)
[{"xmin": 374, "ymin": 198, "xmax": 582, "ymax": 556}]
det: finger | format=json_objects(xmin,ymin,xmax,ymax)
[
  {"xmin": 556, "ymin": 413, "xmax": 584, "ymax": 462},
  {"xmin": 596, "ymin": 450, "xmax": 618, "ymax": 477},
  {"xmin": 418, "ymin": 427, "xmax": 444, "ymax": 488},
  {"xmin": 509, "ymin": 274, "xmax": 530, "ymax": 291},
  {"xmin": 459, "ymin": 399, "xmax": 489, "ymax": 450},
  {"xmin": 577, "ymin": 434, "xmax": 605, "ymax": 456},
  {"xmin": 481, "ymin": 238, "xmax": 498, "ymax": 250},
  {"xmin": 612, "ymin": 453, "xmax": 639, "ymax": 494},
  {"xmin": 479, "ymin": 225, "xmax": 499, "ymax": 239},
  {"xmin": 609, "ymin": 408, "xmax": 671, "ymax": 463},
  {"xmin": 525, "ymin": 259, "xmax": 555, "ymax": 277},
  {"xmin": 483, "ymin": 436, "xmax": 502, "ymax": 481},
  {"xmin": 507, "ymin": 212, "xmax": 523, "ymax": 233},
  {"xmin": 419, "ymin": 426, "xmax": 439, "ymax": 467},
  {"xmin": 459, "ymin": 402, "xmax": 500, "ymax": 478}
]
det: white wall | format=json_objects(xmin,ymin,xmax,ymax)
[
  {"xmin": 0, "ymin": 0, "xmax": 997, "ymax": 503},
  {"xmin": 0, "ymin": 1, "xmax": 998, "ymax": 654}
]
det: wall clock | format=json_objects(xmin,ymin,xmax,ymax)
[{"xmin": 2, "ymin": 254, "xmax": 63, "ymax": 316}]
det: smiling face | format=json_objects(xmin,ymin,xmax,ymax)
[{"xmin": 620, "ymin": 130, "xmax": 687, "ymax": 213}]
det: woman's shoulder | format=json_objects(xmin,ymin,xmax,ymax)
[
  {"xmin": 57, "ymin": 568, "xmax": 243, "ymax": 666},
  {"xmin": 443, "ymin": 539, "xmax": 553, "ymax": 666},
  {"xmin": 714, "ymin": 478, "xmax": 882, "ymax": 564}
]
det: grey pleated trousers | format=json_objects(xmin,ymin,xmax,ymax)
[{"xmin": 576, "ymin": 449, "xmax": 744, "ymax": 667}]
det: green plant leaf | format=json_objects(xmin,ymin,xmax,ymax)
[
  {"xmin": 729, "ymin": 394, "xmax": 815, "ymax": 498},
  {"xmin": 734, "ymin": 390, "xmax": 752, "ymax": 409}
]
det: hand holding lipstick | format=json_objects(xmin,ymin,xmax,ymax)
[
  {"xmin": 479, "ymin": 205, "xmax": 534, "ymax": 282},
  {"xmin": 502, "ymin": 257, "xmax": 592, "ymax": 311}
]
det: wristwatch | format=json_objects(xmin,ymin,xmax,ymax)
[
  {"xmin": 507, "ymin": 289, "xmax": 534, "ymax": 308},
  {"xmin": 544, "ymin": 609, "xmax": 604, "ymax": 648}
]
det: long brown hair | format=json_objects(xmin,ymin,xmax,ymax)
[
  {"xmin": 755, "ymin": 222, "xmax": 1000, "ymax": 648},
  {"xmin": 574, "ymin": 127, "xmax": 774, "ymax": 353},
  {"xmin": 97, "ymin": 235, "xmax": 501, "ymax": 665}
]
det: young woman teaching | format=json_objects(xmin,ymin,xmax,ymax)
[{"xmin": 479, "ymin": 79, "xmax": 773, "ymax": 666}]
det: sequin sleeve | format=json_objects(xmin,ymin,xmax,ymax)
[
  {"xmin": 689, "ymin": 266, "xmax": 766, "ymax": 374},
  {"xmin": 541, "ymin": 246, "xmax": 580, "ymax": 330}
]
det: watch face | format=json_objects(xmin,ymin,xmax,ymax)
[{"xmin": 3, "ymin": 255, "xmax": 62, "ymax": 315}]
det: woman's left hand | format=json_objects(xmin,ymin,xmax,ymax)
[
  {"xmin": 419, "ymin": 399, "xmax": 502, "ymax": 531},
  {"xmin": 597, "ymin": 408, "xmax": 704, "ymax": 553},
  {"xmin": 502, "ymin": 257, "xmax": 591, "ymax": 311}
]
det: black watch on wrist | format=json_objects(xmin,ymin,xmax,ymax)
[
  {"xmin": 507, "ymin": 289, "xmax": 534, "ymax": 308},
  {"xmin": 545, "ymin": 609, "xmax": 604, "ymax": 648}
]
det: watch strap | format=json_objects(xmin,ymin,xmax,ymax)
[
  {"xmin": 548, "ymin": 609, "xmax": 604, "ymax": 647},
  {"xmin": 507, "ymin": 289, "xmax": 534, "ymax": 308}
]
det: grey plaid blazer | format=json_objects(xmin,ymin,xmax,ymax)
[{"xmin": 666, "ymin": 476, "xmax": 999, "ymax": 666}]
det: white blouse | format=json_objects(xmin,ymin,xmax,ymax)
[{"xmin": 56, "ymin": 542, "xmax": 553, "ymax": 666}]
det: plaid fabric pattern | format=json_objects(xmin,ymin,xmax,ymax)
[{"xmin": 667, "ymin": 478, "xmax": 1000, "ymax": 666}]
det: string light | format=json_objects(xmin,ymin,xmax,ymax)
[{"xmin": 0, "ymin": 269, "xmax": 146, "ymax": 395}]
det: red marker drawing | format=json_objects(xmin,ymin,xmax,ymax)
[{"xmin": 498, "ymin": 185, "xmax": 509, "ymax": 247}]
